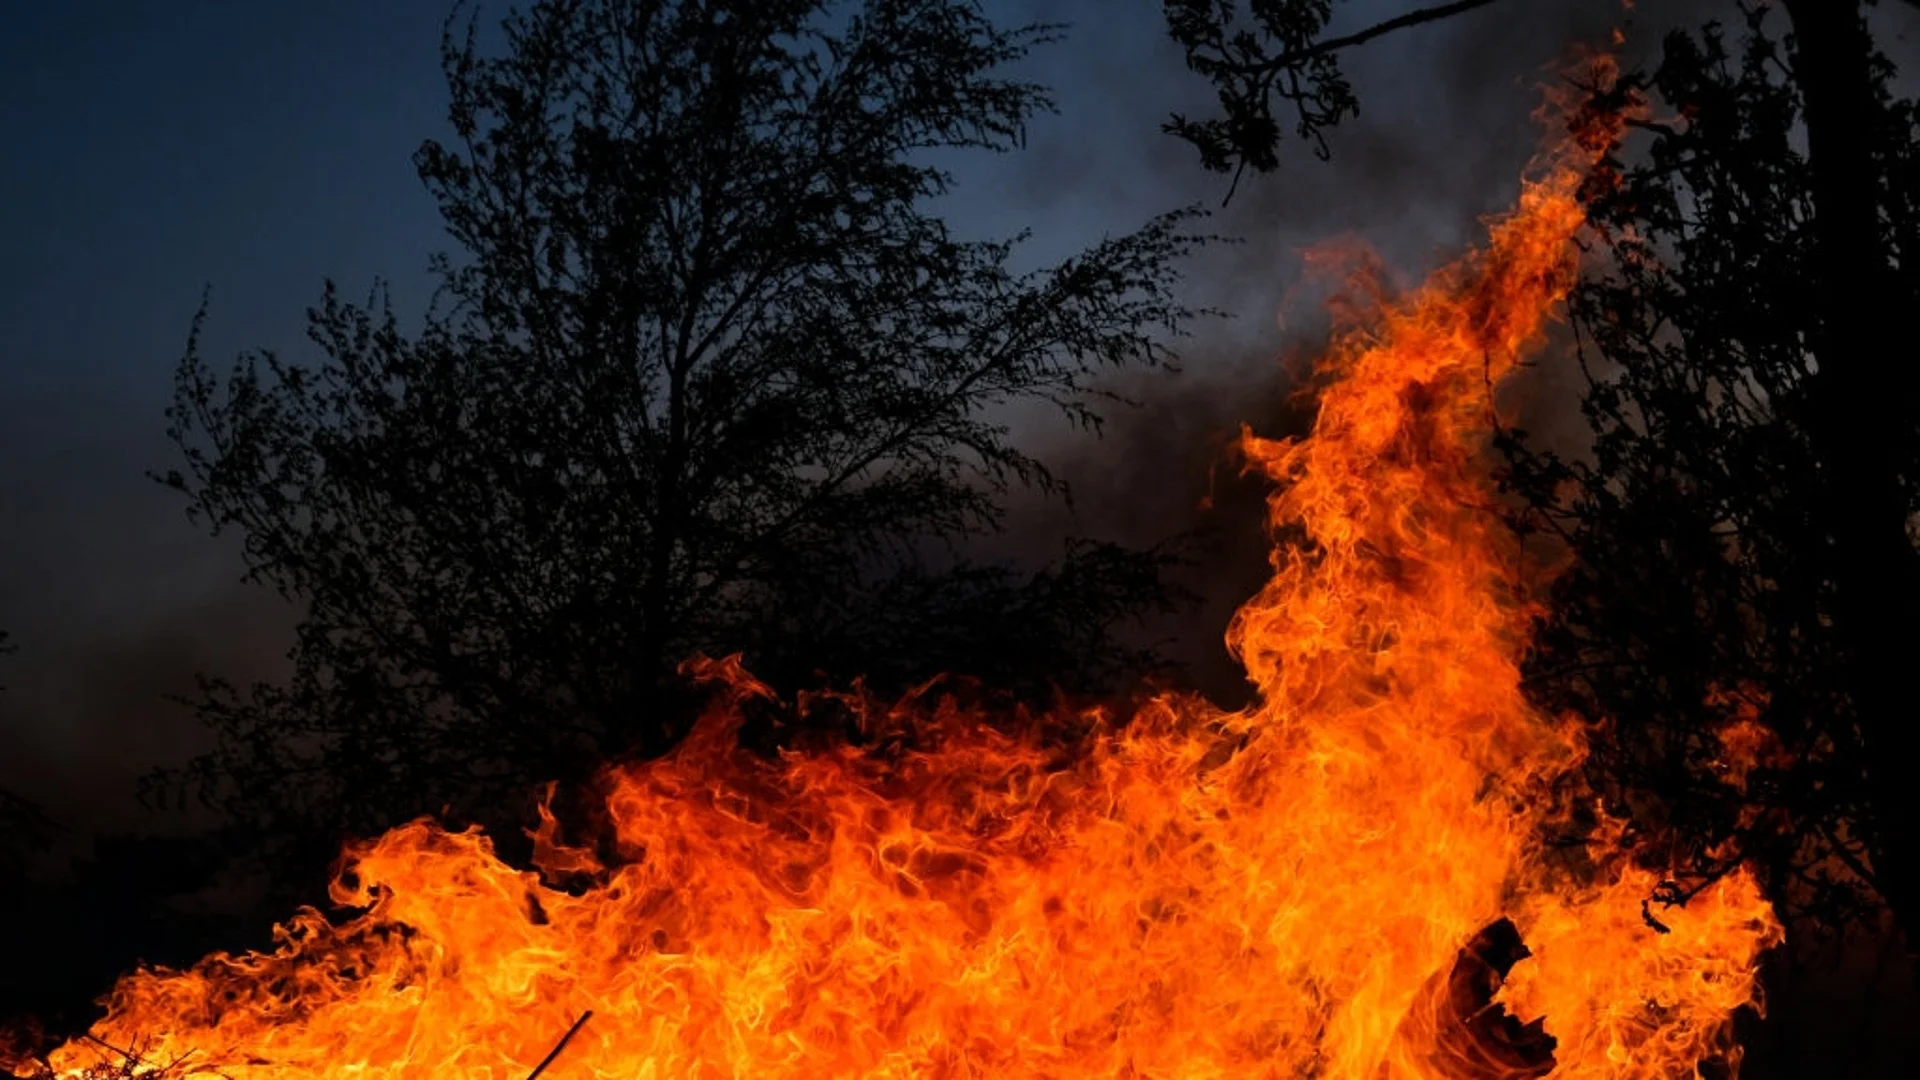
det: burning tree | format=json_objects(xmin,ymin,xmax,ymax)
[
  {"xmin": 1494, "ymin": 2, "xmax": 1920, "ymax": 960},
  {"xmin": 151, "ymin": 0, "xmax": 1207, "ymax": 890},
  {"xmin": 13, "ymin": 79, "xmax": 1784, "ymax": 1080},
  {"xmin": 1171, "ymin": 0, "xmax": 1920, "ymax": 975}
]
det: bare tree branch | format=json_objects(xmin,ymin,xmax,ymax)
[{"xmin": 1231, "ymin": 0, "xmax": 1511, "ymax": 77}]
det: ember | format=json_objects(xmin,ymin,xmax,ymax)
[{"xmin": 16, "ymin": 92, "xmax": 1782, "ymax": 1080}]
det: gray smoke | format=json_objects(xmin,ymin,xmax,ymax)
[{"xmin": 987, "ymin": 0, "xmax": 1714, "ymax": 703}]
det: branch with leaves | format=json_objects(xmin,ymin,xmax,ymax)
[{"xmin": 1163, "ymin": 0, "xmax": 1509, "ymax": 196}]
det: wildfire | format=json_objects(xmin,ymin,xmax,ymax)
[{"xmin": 18, "ymin": 95, "xmax": 1782, "ymax": 1080}]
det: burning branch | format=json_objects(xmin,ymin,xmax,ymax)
[
  {"xmin": 523, "ymin": 1012, "xmax": 591, "ymax": 1080},
  {"xmin": 1394, "ymin": 919, "xmax": 1557, "ymax": 1080}
]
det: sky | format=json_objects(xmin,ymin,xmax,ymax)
[{"xmin": 5, "ymin": 0, "xmax": 1883, "ymax": 838}]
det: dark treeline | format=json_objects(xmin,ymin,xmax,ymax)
[
  {"xmin": 6, "ymin": 1, "xmax": 1920, "ymax": 1074},
  {"xmin": 1503, "ymin": 5, "xmax": 1920, "ymax": 1071}
]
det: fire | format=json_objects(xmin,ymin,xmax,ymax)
[{"xmin": 19, "ymin": 116, "xmax": 1781, "ymax": 1080}]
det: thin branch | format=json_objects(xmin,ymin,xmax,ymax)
[
  {"xmin": 1233, "ymin": 0, "xmax": 1512, "ymax": 76},
  {"xmin": 80, "ymin": 1034, "xmax": 139, "ymax": 1069},
  {"xmin": 525, "ymin": 1010, "xmax": 593, "ymax": 1080}
]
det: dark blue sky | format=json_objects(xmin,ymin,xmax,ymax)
[
  {"xmin": 2, "ymin": 3, "xmax": 450, "ymax": 635},
  {"xmin": 0, "ymin": 0, "xmax": 1751, "ymax": 830}
]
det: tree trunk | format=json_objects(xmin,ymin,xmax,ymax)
[{"xmin": 1782, "ymin": 0, "xmax": 1920, "ymax": 956}]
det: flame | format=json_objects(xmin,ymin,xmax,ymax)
[{"xmin": 21, "ymin": 102, "xmax": 1781, "ymax": 1080}]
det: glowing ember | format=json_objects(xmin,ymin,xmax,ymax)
[{"xmin": 17, "ymin": 110, "xmax": 1782, "ymax": 1080}]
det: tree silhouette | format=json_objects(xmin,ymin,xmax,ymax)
[
  {"xmin": 153, "ymin": 0, "xmax": 1208, "ymax": 885},
  {"xmin": 1497, "ymin": 4, "xmax": 1920, "ymax": 946},
  {"xmin": 1161, "ymin": 0, "xmax": 1508, "ymax": 193}
]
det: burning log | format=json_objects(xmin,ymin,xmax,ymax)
[
  {"xmin": 1390, "ymin": 918, "xmax": 1556, "ymax": 1080},
  {"xmin": 523, "ymin": 1011, "xmax": 591, "ymax": 1080}
]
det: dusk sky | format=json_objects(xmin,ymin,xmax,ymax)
[{"xmin": 2, "ymin": 0, "xmax": 1857, "ymax": 832}]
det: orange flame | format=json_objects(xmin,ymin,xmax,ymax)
[{"xmin": 22, "ymin": 89, "xmax": 1780, "ymax": 1080}]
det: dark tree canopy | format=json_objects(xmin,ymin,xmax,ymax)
[
  {"xmin": 1499, "ymin": 4, "xmax": 1920, "ymax": 937},
  {"xmin": 155, "ymin": 0, "xmax": 1207, "ymax": 882}
]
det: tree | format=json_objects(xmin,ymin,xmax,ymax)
[
  {"xmin": 155, "ymin": 0, "xmax": 1206, "ymax": 885},
  {"xmin": 1163, "ymin": 0, "xmax": 1920, "ymax": 949},
  {"xmin": 1496, "ymin": 3, "xmax": 1920, "ymax": 946},
  {"xmin": 1772, "ymin": 0, "xmax": 1920, "ymax": 938},
  {"xmin": 1161, "ymin": 0, "xmax": 1509, "ymax": 193}
]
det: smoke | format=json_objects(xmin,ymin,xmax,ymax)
[
  {"xmin": 0, "ymin": 569, "xmax": 292, "ymax": 846},
  {"xmin": 0, "ymin": 0, "xmax": 1834, "ymax": 845},
  {"xmin": 974, "ymin": 0, "xmax": 1716, "ymax": 704}
]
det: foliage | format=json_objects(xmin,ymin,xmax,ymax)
[
  {"xmin": 152, "ymin": 0, "xmax": 1207, "ymax": 886},
  {"xmin": 1498, "ymin": 5, "xmax": 1920, "ymax": 930},
  {"xmin": 1161, "ymin": 0, "xmax": 1506, "ymax": 191}
]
